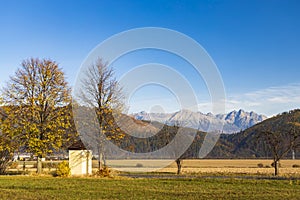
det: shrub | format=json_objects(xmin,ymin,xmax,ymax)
[
  {"xmin": 95, "ymin": 166, "xmax": 111, "ymax": 177},
  {"xmin": 56, "ymin": 161, "xmax": 70, "ymax": 177},
  {"xmin": 292, "ymin": 164, "xmax": 300, "ymax": 168},
  {"xmin": 9, "ymin": 162, "xmax": 19, "ymax": 169},
  {"xmin": 257, "ymin": 163, "xmax": 264, "ymax": 168},
  {"xmin": 136, "ymin": 163, "xmax": 143, "ymax": 168},
  {"xmin": 33, "ymin": 162, "xmax": 57, "ymax": 169},
  {"xmin": 43, "ymin": 162, "xmax": 58, "ymax": 170}
]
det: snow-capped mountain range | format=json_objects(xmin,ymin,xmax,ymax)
[{"xmin": 132, "ymin": 109, "xmax": 267, "ymax": 134}]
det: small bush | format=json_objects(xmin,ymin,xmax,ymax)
[
  {"xmin": 292, "ymin": 164, "xmax": 300, "ymax": 168},
  {"xmin": 257, "ymin": 163, "xmax": 264, "ymax": 168},
  {"xmin": 43, "ymin": 162, "xmax": 58, "ymax": 170},
  {"xmin": 9, "ymin": 162, "xmax": 19, "ymax": 169},
  {"xmin": 56, "ymin": 161, "xmax": 70, "ymax": 177},
  {"xmin": 136, "ymin": 163, "xmax": 143, "ymax": 167},
  {"xmin": 33, "ymin": 162, "xmax": 58, "ymax": 169},
  {"xmin": 95, "ymin": 166, "xmax": 111, "ymax": 177}
]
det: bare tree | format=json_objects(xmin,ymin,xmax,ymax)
[
  {"xmin": 173, "ymin": 119, "xmax": 189, "ymax": 175},
  {"xmin": 76, "ymin": 58, "xmax": 124, "ymax": 171}
]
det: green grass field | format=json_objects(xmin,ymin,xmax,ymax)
[{"xmin": 1, "ymin": 176, "xmax": 300, "ymax": 200}]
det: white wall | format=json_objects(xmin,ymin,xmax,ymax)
[{"xmin": 69, "ymin": 150, "xmax": 92, "ymax": 176}]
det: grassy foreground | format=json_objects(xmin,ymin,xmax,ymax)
[{"xmin": 1, "ymin": 176, "xmax": 300, "ymax": 200}]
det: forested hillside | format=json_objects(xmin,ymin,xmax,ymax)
[{"xmin": 209, "ymin": 109, "xmax": 300, "ymax": 159}]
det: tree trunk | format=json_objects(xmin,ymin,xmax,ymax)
[
  {"xmin": 103, "ymin": 152, "xmax": 106, "ymax": 167},
  {"xmin": 98, "ymin": 160, "xmax": 102, "ymax": 171},
  {"xmin": 37, "ymin": 156, "xmax": 43, "ymax": 174},
  {"xmin": 274, "ymin": 160, "xmax": 279, "ymax": 176},
  {"xmin": 98, "ymin": 152, "xmax": 103, "ymax": 171},
  {"xmin": 176, "ymin": 159, "xmax": 182, "ymax": 175}
]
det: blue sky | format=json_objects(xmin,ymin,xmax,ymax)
[{"xmin": 1, "ymin": 0, "xmax": 300, "ymax": 116}]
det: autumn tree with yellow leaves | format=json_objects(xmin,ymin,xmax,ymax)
[{"xmin": 1, "ymin": 58, "xmax": 73, "ymax": 174}]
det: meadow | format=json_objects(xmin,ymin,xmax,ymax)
[{"xmin": 1, "ymin": 176, "xmax": 300, "ymax": 200}]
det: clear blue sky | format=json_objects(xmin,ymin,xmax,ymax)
[{"xmin": 1, "ymin": 0, "xmax": 300, "ymax": 116}]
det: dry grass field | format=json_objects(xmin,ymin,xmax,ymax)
[
  {"xmin": 9, "ymin": 159, "xmax": 300, "ymax": 176},
  {"xmin": 162, "ymin": 159, "xmax": 300, "ymax": 176},
  {"xmin": 90, "ymin": 159, "xmax": 300, "ymax": 176}
]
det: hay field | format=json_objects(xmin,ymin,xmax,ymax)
[
  {"xmin": 94, "ymin": 159, "xmax": 300, "ymax": 175},
  {"xmin": 10, "ymin": 159, "xmax": 300, "ymax": 176}
]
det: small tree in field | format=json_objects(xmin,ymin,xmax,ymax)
[
  {"xmin": 171, "ymin": 120, "xmax": 189, "ymax": 175},
  {"xmin": 258, "ymin": 110, "xmax": 300, "ymax": 176},
  {"xmin": 1, "ymin": 58, "xmax": 72, "ymax": 174},
  {"xmin": 75, "ymin": 58, "xmax": 124, "ymax": 171}
]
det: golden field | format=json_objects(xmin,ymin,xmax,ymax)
[
  {"xmin": 90, "ymin": 159, "xmax": 300, "ymax": 176},
  {"xmin": 9, "ymin": 159, "xmax": 300, "ymax": 176}
]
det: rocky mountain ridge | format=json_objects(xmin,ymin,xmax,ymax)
[{"xmin": 132, "ymin": 109, "xmax": 267, "ymax": 134}]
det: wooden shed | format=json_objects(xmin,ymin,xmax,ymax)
[{"xmin": 68, "ymin": 140, "xmax": 92, "ymax": 176}]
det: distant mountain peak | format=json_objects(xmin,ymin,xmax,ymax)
[{"xmin": 131, "ymin": 109, "xmax": 267, "ymax": 134}]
